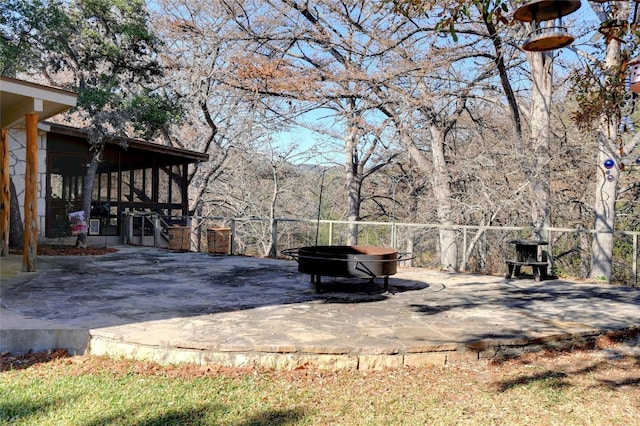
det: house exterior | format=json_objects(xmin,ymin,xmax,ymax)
[
  {"xmin": 1, "ymin": 76, "xmax": 78, "ymax": 270},
  {"xmin": 39, "ymin": 122, "xmax": 208, "ymax": 242},
  {"xmin": 8, "ymin": 122, "xmax": 208, "ymax": 243},
  {"xmin": 1, "ymin": 76, "xmax": 208, "ymax": 267}
]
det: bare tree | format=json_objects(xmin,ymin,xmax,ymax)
[
  {"xmin": 570, "ymin": 2, "xmax": 637, "ymax": 281},
  {"xmin": 177, "ymin": 0, "xmax": 527, "ymax": 269},
  {"xmin": 152, "ymin": 0, "xmax": 626, "ymax": 281}
]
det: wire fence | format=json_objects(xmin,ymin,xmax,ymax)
[{"xmin": 183, "ymin": 215, "xmax": 638, "ymax": 287}]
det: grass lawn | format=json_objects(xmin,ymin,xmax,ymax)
[{"xmin": 1, "ymin": 340, "xmax": 639, "ymax": 425}]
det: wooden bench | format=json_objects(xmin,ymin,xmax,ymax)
[{"xmin": 505, "ymin": 260, "xmax": 548, "ymax": 282}]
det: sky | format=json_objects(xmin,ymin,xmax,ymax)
[{"xmin": 272, "ymin": 109, "xmax": 344, "ymax": 166}]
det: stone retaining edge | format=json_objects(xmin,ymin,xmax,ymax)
[{"xmin": 87, "ymin": 326, "xmax": 640, "ymax": 371}]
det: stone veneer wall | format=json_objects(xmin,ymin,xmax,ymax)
[{"xmin": 8, "ymin": 127, "xmax": 48, "ymax": 238}]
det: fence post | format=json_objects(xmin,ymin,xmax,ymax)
[
  {"xmin": 461, "ymin": 227, "xmax": 467, "ymax": 272},
  {"xmin": 140, "ymin": 215, "xmax": 146, "ymax": 245},
  {"xmin": 634, "ymin": 233, "xmax": 638, "ymax": 287},
  {"xmin": 229, "ymin": 218, "xmax": 236, "ymax": 255},
  {"xmin": 127, "ymin": 213, "xmax": 133, "ymax": 244},
  {"xmin": 328, "ymin": 221, "xmax": 333, "ymax": 246},
  {"xmin": 546, "ymin": 228, "xmax": 553, "ymax": 272},
  {"xmin": 270, "ymin": 219, "xmax": 278, "ymax": 258},
  {"xmin": 391, "ymin": 221, "xmax": 396, "ymax": 249},
  {"xmin": 154, "ymin": 215, "xmax": 161, "ymax": 248}
]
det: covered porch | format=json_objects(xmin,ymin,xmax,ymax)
[
  {"xmin": 41, "ymin": 123, "xmax": 208, "ymax": 244},
  {"xmin": 0, "ymin": 76, "xmax": 78, "ymax": 271}
]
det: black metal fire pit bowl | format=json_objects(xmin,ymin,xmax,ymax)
[{"xmin": 282, "ymin": 245, "xmax": 401, "ymax": 293}]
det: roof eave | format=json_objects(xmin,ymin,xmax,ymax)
[{"xmin": 1, "ymin": 76, "xmax": 78, "ymax": 129}]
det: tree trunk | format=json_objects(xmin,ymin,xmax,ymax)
[
  {"xmin": 589, "ymin": 35, "xmax": 623, "ymax": 282},
  {"xmin": 527, "ymin": 51, "xmax": 553, "ymax": 238},
  {"xmin": 267, "ymin": 161, "xmax": 279, "ymax": 258},
  {"xmin": 77, "ymin": 153, "xmax": 100, "ymax": 248},
  {"xmin": 428, "ymin": 125, "xmax": 458, "ymax": 271},
  {"xmin": 402, "ymin": 183, "xmax": 419, "ymax": 267},
  {"xmin": 399, "ymin": 131, "xmax": 458, "ymax": 269},
  {"xmin": 590, "ymin": 132, "xmax": 619, "ymax": 281},
  {"xmin": 345, "ymin": 106, "xmax": 361, "ymax": 246}
]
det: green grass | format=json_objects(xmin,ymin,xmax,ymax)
[
  {"xmin": 1, "ymin": 351, "xmax": 639, "ymax": 425},
  {"xmin": 2, "ymin": 373, "xmax": 275, "ymax": 425}
]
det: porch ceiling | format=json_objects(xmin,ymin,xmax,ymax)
[{"xmin": 1, "ymin": 76, "xmax": 78, "ymax": 129}]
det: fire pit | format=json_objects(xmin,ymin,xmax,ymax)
[{"xmin": 282, "ymin": 245, "xmax": 400, "ymax": 293}]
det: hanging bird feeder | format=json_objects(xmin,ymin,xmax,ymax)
[{"xmin": 514, "ymin": 0, "xmax": 582, "ymax": 52}]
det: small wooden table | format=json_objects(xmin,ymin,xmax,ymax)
[{"xmin": 506, "ymin": 239, "xmax": 548, "ymax": 281}]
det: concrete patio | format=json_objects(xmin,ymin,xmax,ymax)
[{"xmin": 1, "ymin": 246, "xmax": 639, "ymax": 370}]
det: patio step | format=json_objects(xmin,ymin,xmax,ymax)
[{"xmin": 0, "ymin": 307, "xmax": 89, "ymax": 355}]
